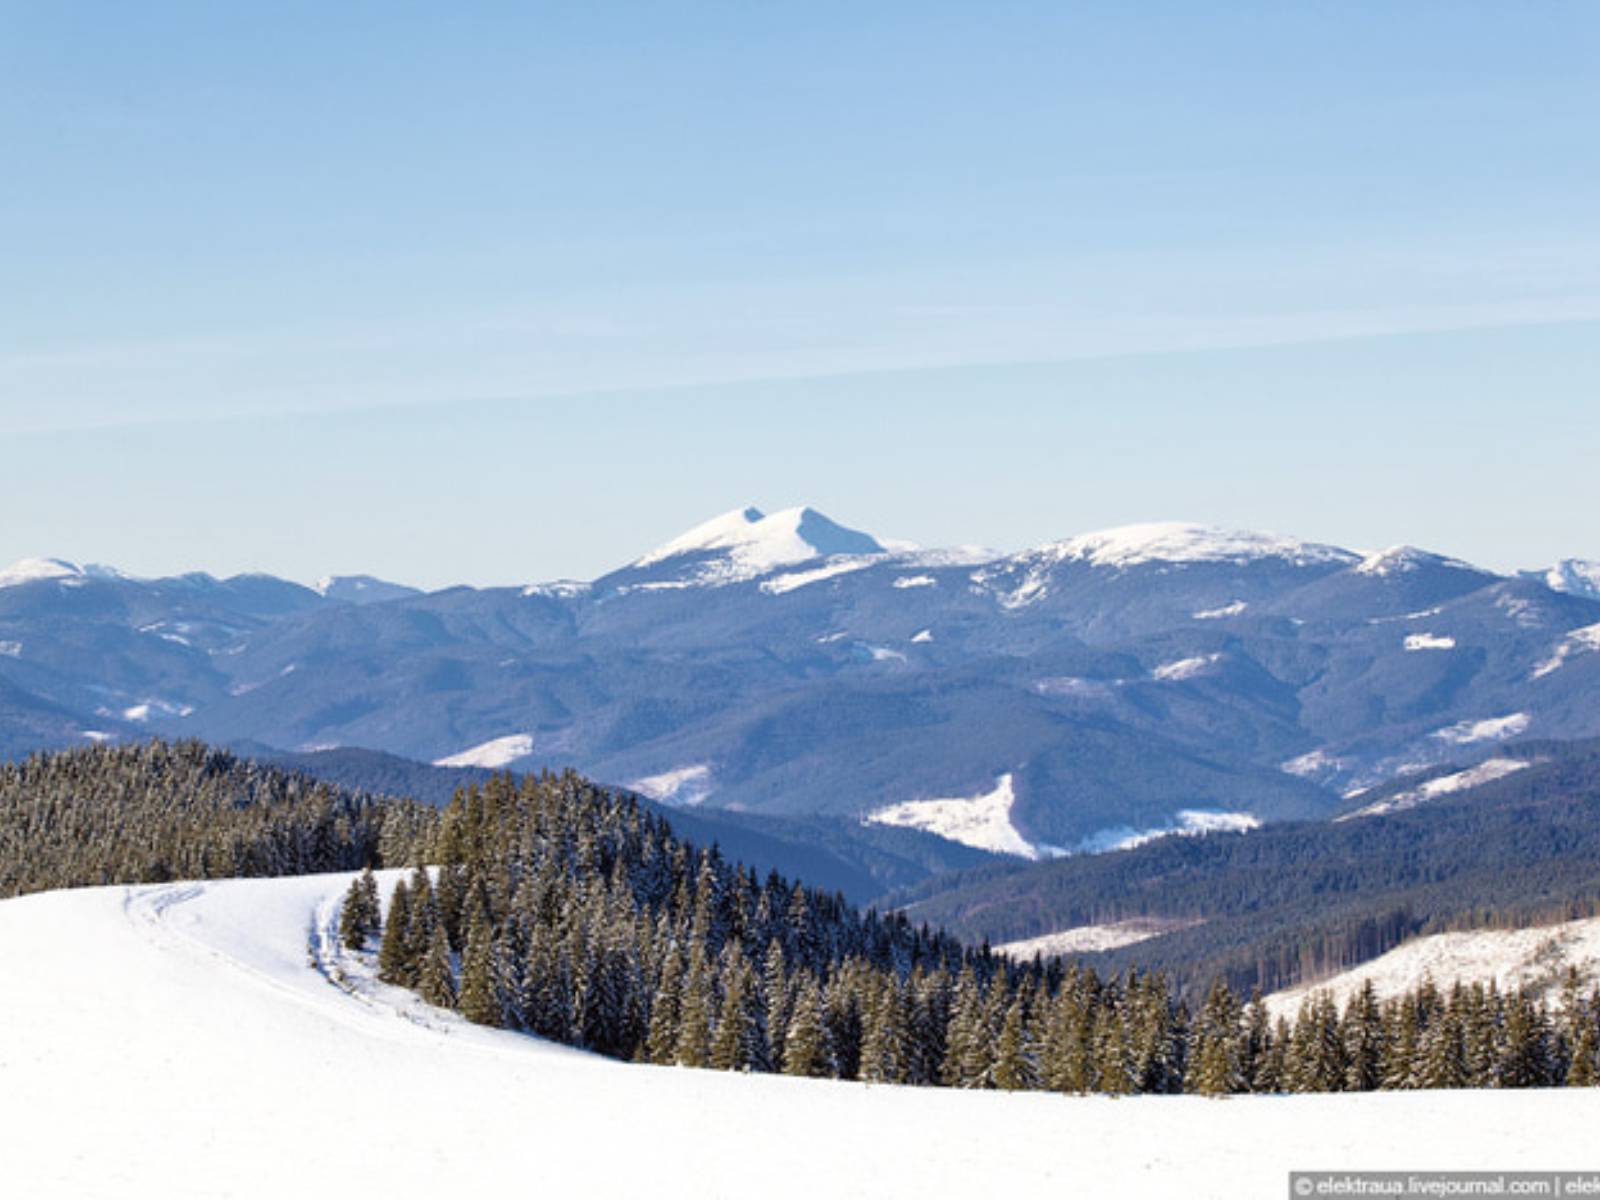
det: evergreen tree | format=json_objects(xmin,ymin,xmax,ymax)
[
  {"xmin": 783, "ymin": 977, "xmax": 831, "ymax": 1078},
  {"xmin": 417, "ymin": 922, "xmax": 457, "ymax": 1009},
  {"xmin": 377, "ymin": 877, "xmax": 413, "ymax": 985},
  {"xmin": 1343, "ymin": 980, "xmax": 1385, "ymax": 1092},
  {"xmin": 457, "ymin": 910, "xmax": 501, "ymax": 1026},
  {"xmin": 993, "ymin": 996, "xmax": 1037, "ymax": 1091}
]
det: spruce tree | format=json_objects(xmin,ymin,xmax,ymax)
[
  {"xmin": 783, "ymin": 977, "xmax": 831, "ymax": 1078},
  {"xmin": 377, "ymin": 877, "xmax": 413, "ymax": 984},
  {"xmin": 417, "ymin": 922, "xmax": 457, "ymax": 1009},
  {"xmin": 457, "ymin": 911, "xmax": 501, "ymax": 1026}
]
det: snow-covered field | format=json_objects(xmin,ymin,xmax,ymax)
[
  {"xmin": 3, "ymin": 875, "xmax": 1598, "ymax": 1199},
  {"xmin": 1267, "ymin": 916, "xmax": 1600, "ymax": 1019}
]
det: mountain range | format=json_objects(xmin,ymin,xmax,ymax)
[{"xmin": 4, "ymin": 506, "xmax": 1599, "ymax": 867}]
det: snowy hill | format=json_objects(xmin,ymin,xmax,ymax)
[
  {"xmin": 1267, "ymin": 916, "xmax": 1600, "ymax": 1019},
  {"xmin": 2, "ymin": 872, "xmax": 1595, "ymax": 1199}
]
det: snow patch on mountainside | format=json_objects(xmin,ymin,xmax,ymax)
[
  {"xmin": 1281, "ymin": 749, "xmax": 1344, "ymax": 778},
  {"xmin": 1431, "ymin": 713, "xmax": 1530, "ymax": 745},
  {"xmin": 866, "ymin": 773, "xmax": 1047, "ymax": 859},
  {"xmin": 1194, "ymin": 600, "xmax": 1248, "ymax": 619},
  {"xmin": 121, "ymin": 699, "xmax": 194, "ymax": 722},
  {"xmin": 761, "ymin": 557, "xmax": 880, "ymax": 595},
  {"xmin": 994, "ymin": 919, "xmax": 1198, "ymax": 960},
  {"xmin": 1403, "ymin": 632, "xmax": 1456, "ymax": 651},
  {"xmin": 628, "ymin": 764, "xmax": 713, "ymax": 807},
  {"xmin": 1532, "ymin": 623, "xmax": 1600, "ymax": 679},
  {"xmin": 911, "ymin": 629, "xmax": 933, "ymax": 644},
  {"xmin": 1078, "ymin": 810, "xmax": 1260, "ymax": 854},
  {"xmin": 893, "ymin": 574, "xmax": 936, "ymax": 589},
  {"xmin": 1152, "ymin": 653, "xmax": 1222, "ymax": 682},
  {"xmin": 433, "ymin": 733, "xmax": 534, "ymax": 768},
  {"xmin": 1339, "ymin": 757, "xmax": 1532, "ymax": 821},
  {"xmin": 1267, "ymin": 916, "xmax": 1600, "ymax": 1019},
  {"xmin": 0, "ymin": 640, "xmax": 20, "ymax": 657}
]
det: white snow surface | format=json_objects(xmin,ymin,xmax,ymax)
[
  {"xmin": 994, "ymin": 919, "xmax": 1193, "ymax": 959},
  {"xmin": 1403, "ymin": 632, "xmax": 1456, "ymax": 651},
  {"xmin": 893, "ymin": 574, "xmax": 937, "ymax": 589},
  {"xmin": 1354, "ymin": 546, "xmax": 1480, "ymax": 578},
  {"xmin": 760, "ymin": 556, "xmax": 879, "ymax": 595},
  {"xmin": 1431, "ymin": 713, "xmax": 1531, "ymax": 745},
  {"xmin": 1532, "ymin": 622, "xmax": 1600, "ymax": 678},
  {"xmin": 866, "ymin": 773, "xmax": 1049, "ymax": 859},
  {"xmin": 1079, "ymin": 809, "xmax": 1261, "ymax": 854},
  {"xmin": 1537, "ymin": 559, "xmax": 1600, "ymax": 601},
  {"xmin": 1193, "ymin": 600, "xmax": 1248, "ymax": 619},
  {"xmin": 1152, "ymin": 652, "xmax": 1222, "ymax": 682},
  {"xmin": 0, "ymin": 640, "xmax": 20, "ymax": 657},
  {"xmin": 1039, "ymin": 522, "xmax": 1357, "ymax": 570},
  {"xmin": 628, "ymin": 764, "xmax": 714, "ymax": 807},
  {"xmin": 911, "ymin": 629, "xmax": 934, "ymax": 643},
  {"xmin": 5, "ymin": 875, "xmax": 1594, "ymax": 1199},
  {"xmin": 631, "ymin": 506, "xmax": 886, "ymax": 586},
  {"xmin": 1338, "ymin": 757, "xmax": 1532, "ymax": 821},
  {"xmin": 432, "ymin": 732, "xmax": 534, "ymax": 768},
  {"xmin": 1267, "ymin": 916, "xmax": 1600, "ymax": 1019},
  {"xmin": 0, "ymin": 556, "xmax": 124, "ymax": 588},
  {"xmin": 1281, "ymin": 749, "xmax": 1343, "ymax": 778}
]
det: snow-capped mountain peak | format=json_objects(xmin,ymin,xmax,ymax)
[
  {"xmin": 1353, "ymin": 545, "xmax": 1484, "ymax": 578},
  {"xmin": 1529, "ymin": 559, "xmax": 1600, "ymax": 602},
  {"xmin": 0, "ymin": 557, "xmax": 125, "ymax": 589},
  {"xmin": 625, "ymin": 505, "xmax": 886, "ymax": 586},
  {"xmin": 1038, "ymin": 522, "xmax": 1357, "ymax": 570},
  {"xmin": 311, "ymin": 574, "xmax": 421, "ymax": 605}
]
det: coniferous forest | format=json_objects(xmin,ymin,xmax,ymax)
[{"xmin": 5, "ymin": 739, "xmax": 1598, "ymax": 1095}]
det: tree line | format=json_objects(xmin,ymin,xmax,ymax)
[{"xmin": 352, "ymin": 769, "xmax": 1600, "ymax": 1093}]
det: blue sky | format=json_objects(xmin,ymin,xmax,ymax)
[{"xmin": 4, "ymin": 2, "xmax": 1598, "ymax": 586}]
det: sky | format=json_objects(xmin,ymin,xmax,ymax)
[{"xmin": 3, "ymin": 2, "xmax": 1598, "ymax": 587}]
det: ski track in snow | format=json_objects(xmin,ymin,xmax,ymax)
[{"xmin": 4, "ymin": 874, "xmax": 1600, "ymax": 1197}]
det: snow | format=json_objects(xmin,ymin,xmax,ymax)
[
  {"xmin": 1535, "ymin": 559, "xmax": 1600, "ymax": 601},
  {"xmin": 1339, "ymin": 757, "xmax": 1533, "ymax": 820},
  {"xmin": 1494, "ymin": 593, "xmax": 1547, "ymax": 629},
  {"xmin": 432, "ymin": 733, "xmax": 534, "ymax": 768},
  {"xmin": 1, "ymin": 875, "xmax": 1596, "ymax": 1199},
  {"xmin": 1193, "ymin": 600, "xmax": 1248, "ymax": 619},
  {"xmin": 1078, "ymin": 810, "xmax": 1261, "ymax": 854},
  {"xmin": 628, "ymin": 764, "xmax": 714, "ymax": 807},
  {"xmin": 523, "ymin": 579, "xmax": 593, "ymax": 599},
  {"xmin": 121, "ymin": 699, "xmax": 195, "ymax": 722},
  {"xmin": 1267, "ymin": 916, "xmax": 1600, "ymax": 1019},
  {"xmin": 1403, "ymin": 632, "xmax": 1455, "ymax": 651},
  {"xmin": 994, "ymin": 919, "xmax": 1193, "ymax": 959},
  {"xmin": 1532, "ymin": 622, "xmax": 1600, "ymax": 678},
  {"xmin": 866, "ymin": 644, "xmax": 907, "ymax": 663},
  {"xmin": 1354, "ymin": 546, "xmax": 1480, "ymax": 578},
  {"xmin": 911, "ymin": 629, "xmax": 934, "ymax": 644},
  {"xmin": 866, "ymin": 773, "xmax": 1050, "ymax": 859},
  {"xmin": 0, "ymin": 557, "xmax": 124, "ymax": 588},
  {"xmin": 1431, "ymin": 713, "xmax": 1531, "ymax": 745},
  {"xmin": 631, "ymin": 506, "xmax": 885, "ymax": 586},
  {"xmin": 761, "ymin": 557, "xmax": 878, "ymax": 595},
  {"xmin": 1042, "ymin": 522, "xmax": 1358, "ymax": 570},
  {"xmin": 893, "ymin": 574, "xmax": 937, "ymax": 589},
  {"xmin": 1152, "ymin": 653, "xmax": 1222, "ymax": 682},
  {"xmin": 1281, "ymin": 749, "xmax": 1343, "ymax": 778},
  {"xmin": 0, "ymin": 640, "xmax": 20, "ymax": 657}
]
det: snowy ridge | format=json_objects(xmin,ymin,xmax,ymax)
[
  {"xmin": 7, "ymin": 875, "xmax": 1595, "ymax": 1197},
  {"xmin": 0, "ymin": 557, "xmax": 125, "ymax": 588},
  {"xmin": 1532, "ymin": 623, "xmax": 1600, "ymax": 679},
  {"xmin": 1403, "ymin": 632, "xmax": 1456, "ymax": 651},
  {"xmin": 433, "ymin": 733, "xmax": 534, "ymax": 768},
  {"xmin": 1431, "ymin": 713, "xmax": 1530, "ymax": 745},
  {"xmin": 1532, "ymin": 559, "xmax": 1600, "ymax": 602},
  {"xmin": 1267, "ymin": 916, "xmax": 1600, "ymax": 1019},
  {"xmin": 1077, "ymin": 810, "xmax": 1260, "ymax": 854},
  {"xmin": 1354, "ymin": 546, "xmax": 1483, "ymax": 578},
  {"xmin": 1338, "ymin": 757, "xmax": 1533, "ymax": 821},
  {"xmin": 1036, "ymin": 522, "xmax": 1358, "ymax": 571}
]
